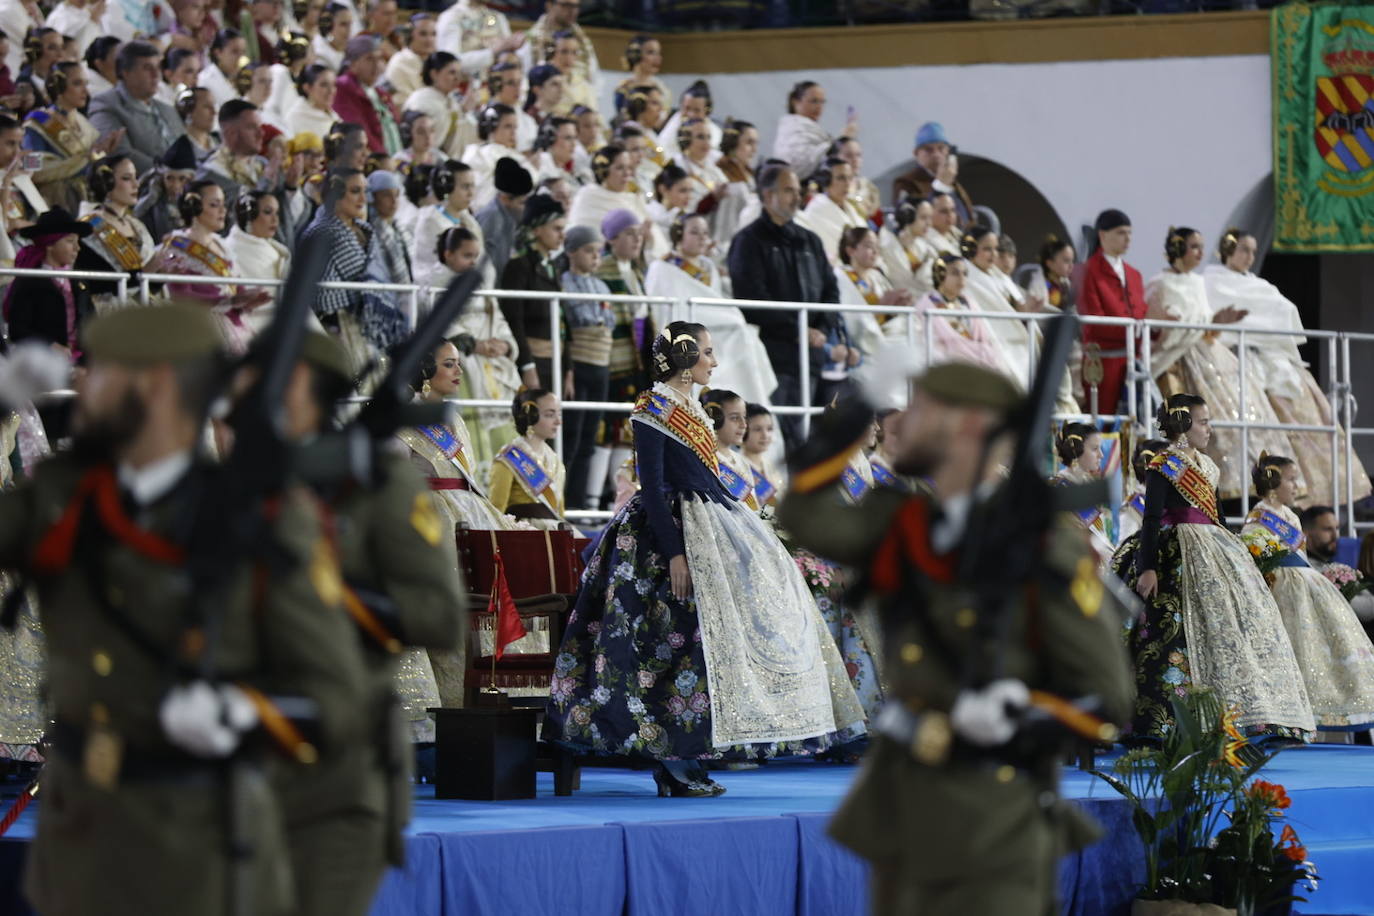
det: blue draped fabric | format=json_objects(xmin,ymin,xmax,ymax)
[
  {"xmin": 794, "ymin": 812, "xmax": 868, "ymax": 916},
  {"xmin": 437, "ymin": 825, "xmax": 626, "ymax": 915},
  {"xmin": 368, "ymin": 835, "xmax": 444, "ymax": 916}
]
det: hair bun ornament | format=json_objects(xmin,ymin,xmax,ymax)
[
  {"xmin": 1167, "ymin": 405, "xmax": 1190, "ymax": 417},
  {"xmin": 522, "ymin": 397, "xmax": 540, "ymax": 421}
]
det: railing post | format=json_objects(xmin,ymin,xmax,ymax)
[
  {"xmin": 1125, "ymin": 321, "xmax": 1137, "ymax": 428},
  {"xmin": 1238, "ymin": 329, "xmax": 1250, "ymax": 522},
  {"xmin": 1140, "ymin": 321, "xmax": 1154, "ymax": 429},
  {"xmin": 138, "ymin": 275, "xmax": 150, "ymax": 305},
  {"xmin": 1344, "ymin": 333, "xmax": 1357, "ymax": 537},
  {"xmin": 115, "ymin": 274, "xmax": 128, "ymax": 303},
  {"xmin": 798, "ymin": 306, "xmax": 811, "ymax": 437},
  {"xmin": 550, "ymin": 292, "xmax": 563, "ymax": 458}
]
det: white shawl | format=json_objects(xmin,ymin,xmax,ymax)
[
  {"xmin": 798, "ymin": 193, "xmax": 865, "ymax": 265},
  {"xmin": 771, "ymin": 113, "xmax": 832, "ymax": 181},
  {"xmin": 1202, "ymin": 264, "xmax": 1308, "ymax": 401}
]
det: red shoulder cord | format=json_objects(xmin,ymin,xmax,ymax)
[
  {"xmin": 31, "ymin": 466, "xmax": 185, "ymax": 574},
  {"xmin": 870, "ymin": 498, "xmax": 957, "ymax": 592}
]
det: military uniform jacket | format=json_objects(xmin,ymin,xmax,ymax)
[
  {"xmin": 0, "ymin": 453, "xmax": 368, "ymax": 916},
  {"xmin": 778, "ymin": 485, "xmax": 1133, "ymax": 881},
  {"xmin": 287, "ymin": 452, "xmax": 465, "ymax": 860}
]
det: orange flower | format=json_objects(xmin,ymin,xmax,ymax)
[
  {"xmin": 1249, "ymin": 779, "xmax": 1292, "ymax": 811},
  {"xmin": 1281, "ymin": 824, "xmax": 1300, "ymax": 845},
  {"xmin": 1283, "ymin": 843, "xmax": 1308, "ymax": 863},
  {"xmin": 1223, "ymin": 739, "xmax": 1246, "ymax": 768}
]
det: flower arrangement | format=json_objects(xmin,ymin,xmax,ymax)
[
  {"xmin": 1095, "ymin": 689, "xmax": 1317, "ymax": 915},
  {"xmin": 1240, "ymin": 529, "xmax": 1291, "ymax": 584},
  {"xmin": 1321, "ymin": 562, "xmax": 1370, "ymax": 602}
]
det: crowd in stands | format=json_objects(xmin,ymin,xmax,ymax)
[{"xmin": 0, "ymin": 0, "xmax": 1363, "ymax": 514}]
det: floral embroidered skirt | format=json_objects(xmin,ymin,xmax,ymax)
[
  {"xmin": 544, "ymin": 492, "xmax": 863, "ymax": 760},
  {"xmin": 795, "ymin": 551, "xmax": 885, "ymax": 721},
  {"xmin": 1113, "ymin": 525, "xmax": 1315, "ymax": 744}
]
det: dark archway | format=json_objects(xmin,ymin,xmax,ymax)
[{"xmin": 872, "ymin": 154, "xmax": 1070, "ymax": 259}]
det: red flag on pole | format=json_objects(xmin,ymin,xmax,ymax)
[{"xmin": 489, "ymin": 552, "xmax": 526, "ymax": 660}]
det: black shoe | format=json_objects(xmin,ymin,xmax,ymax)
[{"xmin": 653, "ymin": 762, "xmax": 726, "ymax": 797}]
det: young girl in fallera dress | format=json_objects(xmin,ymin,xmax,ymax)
[
  {"xmin": 488, "ymin": 389, "xmax": 569, "ymax": 530},
  {"xmin": 1244, "ymin": 455, "xmax": 1374, "ymax": 735},
  {"xmin": 741, "ymin": 403, "xmax": 784, "ymax": 508},
  {"xmin": 869, "ymin": 408, "xmax": 918, "ymax": 493},
  {"xmin": 1112, "ymin": 394, "xmax": 1315, "ymax": 744},
  {"xmin": 1051, "ymin": 422, "xmax": 1115, "ymax": 563},
  {"xmin": 545, "ymin": 322, "xmax": 865, "ymax": 797}
]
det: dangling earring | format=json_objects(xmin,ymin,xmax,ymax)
[
  {"xmin": 422, "ymin": 379, "xmax": 432, "ymax": 397},
  {"xmin": 680, "ymin": 369, "xmax": 693, "ymax": 385},
  {"xmin": 1173, "ymin": 434, "xmax": 1189, "ymax": 449}
]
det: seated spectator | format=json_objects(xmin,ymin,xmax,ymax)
[
  {"xmin": 475, "ymin": 155, "xmax": 533, "ymax": 280},
  {"xmin": 436, "ymin": 0, "xmax": 522, "ymax": 77},
  {"xmin": 673, "ymin": 117, "xmax": 726, "ymax": 216},
  {"xmin": 531, "ymin": 116, "xmax": 583, "ymax": 187},
  {"xmin": 312, "ymin": 2, "xmax": 351, "ymax": 71},
  {"xmin": 618, "ymin": 84, "xmax": 665, "ymax": 158},
  {"xmin": 569, "ymin": 142, "xmax": 663, "ymax": 259},
  {"xmin": 360, "ymin": 0, "xmax": 399, "ymax": 58},
  {"xmin": 285, "ymin": 62, "xmax": 340, "ymax": 141},
  {"xmin": 243, "ymin": 0, "xmax": 284, "ymax": 66},
  {"xmin": 925, "ymin": 190, "xmax": 961, "ymax": 256},
  {"xmin": 711, "ymin": 118, "xmax": 758, "ymax": 259},
  {"xmin": 772, "ymin": 80, "xmax": 855, "ymax": 183},
  {"xmin": 18, "ymin": 27, "xmax": 62, "ymax": 110},
  {"xmin": 647, "ymin": 212, "xmax": 776, "ymax": 409},
  {"xmin": 412, "ymin": 159, "xmax": 477, "ymax": 285},
  {"xmin": 239, "ymin": 62, "xmax": 276, "ymax": 118},
  {"xmin": 397, "ymin": 159, "xmax": 434, "ymax": 238},
  {"xmin": 879, "ymin": 199, "xmax": 935, "ymax": 297},
  {"xmin": 134, "ymin": 140, "xmax": 197, "ymax": 244},
  {"xmin": 2, "ymin": 206, "xmax": 91, "ymax": 355},
  {"xmin": 892, "ymin": 122, "xmax": 974, "ymax": 227},
  {"xmin": 612, "ymin": 33, "xmax": 669, "ymax": 114},
  {"xmin": 660, "ymin": 78, "xmax": 719, "ymax": 154},
  {"xmin": 157, "ymin": 47, "xmax": 199, "ymax": 109},
  {"xmin": 368, "ymin": 168, "xmax": 410, "ymax": 291},
  {"xmin": 280, "ymin": 129, "xmax": 325, "ymax": 246},
  {"xmin": 524, "ymin": 63, "xmax": 563, "ymax": 140},
  {"xmin": 170, "ymin": 87, "xmax": 218, "ymax": 166},
  {"xmin": 167, "ymin": 0, "xmax": 213, "ymax": 51},
  {"xmin": 799, "ymin": 155, "xmax": 864, "ymax": 265},
  {"xmin": 614, "ymin": 121, "xmax": 660, "ymax": 203},
  {"xmin": 333, "ymin": 34, "xmax": 400, "ymax": 155},
  {"xmin": 462, "ymin": 103, "xmax": 534, "ymax": 211},
  {"xmin": 0, "ymin": 4, "xmax": 37, "ymax": 79},
  {"xmin": 835, "ymin": 224, "xmax": 910, "ymax": 362},
  {"xmin": 727, "ymin": 162, "xmax": 838, "ymax": 447},
  {"xmin": 559, "ymin": 223, "xmax": 615, "ymax": 509},
  {"xmin": 198, "ymin": 27, "xmax": 245, "ymax": 110},
  {"xmin": 75, "ymin": 154, "xmax": 155, "ymax": 309},
  {"xmin": 264, "ymin": 32, "xmax": 310, "ymax": 131},
  {"xmin": 646, "ymin": 162, "xmax": 689, "ymax": 243},
  {"xmin": 88, "ymin": 40, "xmax": 187, "ymax": 174},
  {"xmin": 883, "ymin": 252, "xmax": 1014, "ymax": 382},
  {"xmin": 1302, "ymin": 505, "xmax": 1341, "ymax": 572},
  {"xmin": 828, "ymin": 135, "xmax": 880, "ymax": 227},
  {"xmin": 226, "ymin": 189, "xmax": 311, "ymax": 333},
  {"xmin": 198, "ymin": 98, "xmax": 276, "ymax": 216},
  {"xmin": 395, "ymin": 110, "xmax": 440, "ymax": 168},
  {"xmin": 46, "ymin": 0, "xmax": 102, "ymax": 62},
  {"xmin": 24, "ymin": 60, "xmax": 122, "ymax": 213},
  {"xmin": 570, "ymin": 103, "xmax": 602, "ymax": 176},
  {"xmin": 527, "ymin": 0, "xmax": 598, "ymax": 114},
  {"xmin": 403, "ymin": 51, "xmax": 475, "ymax": 160},
  {"xmin": 498, "ymin": 192, "xmax": 564, "ymax": 390},
  {"xmin": 302, "ymin": 167, "xmax": 408, "ymax": 371},
  {"xmin": 382, "ymin": 13, "xmax": 433, "ymax": 109},
  {"xmin": 148, "ymin": 179, "xmax": 271, "ymax": 353},
  {"xmin": 83, "ymin": 35, "xmax": 120, "ymax": 97}
]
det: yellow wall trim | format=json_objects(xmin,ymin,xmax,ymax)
[{"xmin": 580, "ymin": 10, "xmax": 1268, "ymax": 74}]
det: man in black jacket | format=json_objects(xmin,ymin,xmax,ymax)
[{"xmin": 728, "ymin": 162, "xmax": 842, "ymax": 448}]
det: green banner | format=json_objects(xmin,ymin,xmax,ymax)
[{"xmin": 1273, "ymin": 3, "xmax": 1374, "ymax": 251}]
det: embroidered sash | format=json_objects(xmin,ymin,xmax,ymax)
[
  {"xmin": 716, "ymin": 455, "xmax": 760, "ymax": 510},
  {"xmin": 1149, "ymin": 451, "xmax": 1219, "ymax": 523},
  {"xmin": 29, "ymin": 109, "xmax": 79, "ymax": 157},
  {"xmin": 845, "ymin": 269, "xmax": 878, "ymax": 305},
  {"xmin": 1251, "ymin": 508, "xmax": 1305, "ymax": 552},
  {"xmin": 633, "ymin": 389, "xmax": 720, "ymax": 475},
  {"xmin": 665, "ymin": 255, "xmax": 708, "ymax": 284},
  {"xmin": 841, "ymin": 463, "xmax": 869, "ymax": 503},
  {"xmin": 496, "ymin": 443, "xmax": 561, "ymax": 515},
  {"xmin": 169, "ymin": 235, "xmax": 233, "ymax": 276},
  {"xmin": 83, "ymin": 214, "xmax": 146, "ymax": 271},
  {"xmin": 871, "ymin": 459, "xmax": 905, "ymax": 492},
  {"xmin": 416, "ymin": 423, "xmax": 461, "ymax": 460},
  {"xmin": 752, "ymin": 466, "xmax": 777, "ymax": 505},
  {"xmin": 1127, "ymin": 491, "xmax": 1146, "ymax": 517}
]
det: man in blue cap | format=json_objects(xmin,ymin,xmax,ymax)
[{"xmin": 893, "ymin": 121, "xmax": 974, "ymax": 227}]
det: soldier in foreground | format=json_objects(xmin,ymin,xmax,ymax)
[
  {"xmin": 778, "ymin": 361, "xmax": 1133, "ymax": 916},
  {"xmin": 264, "ymin": 330, "xmax": 466, "ymax": 916},
  {"xmin": 0, "ymin": 305, "xmax": 367, "ymax": 916}
]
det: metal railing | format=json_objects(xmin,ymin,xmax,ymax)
[{"xmin": 3, "ymin": 266, "xmax": 1366, "ymax": 533}]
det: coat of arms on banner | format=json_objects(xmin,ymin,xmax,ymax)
[
  {"xmin": 1272, "ymin": 4, "xmax": 1374, "ymax": 252},
  {"xmin": 1314, "ymin": 30, "xmax": 1374, "ymax": 190}
]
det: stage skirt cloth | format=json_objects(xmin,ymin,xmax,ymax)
[
  {"xmin": 1112, "ymin": 520, "xmax": 1315, "ymax": 743},
  {"xmin": 546, "ymin": 491, "xmax": 865, "ymax": 759}
]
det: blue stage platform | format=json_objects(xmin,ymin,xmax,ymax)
[{"xmin": 2, "ymin": 745, "xmax": 1373, "ymax": 916}]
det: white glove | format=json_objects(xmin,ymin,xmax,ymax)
[
  {"xmin": 950, "ymin": 678, "xmax": 1030, "ymax": 747},
  {"xmin": 159, "ymin": 682, "xmax": 259, "ymax": 758},
  {"xmin": 0, "ymin": 342, "xmax": 69, "ymax": 409}
]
